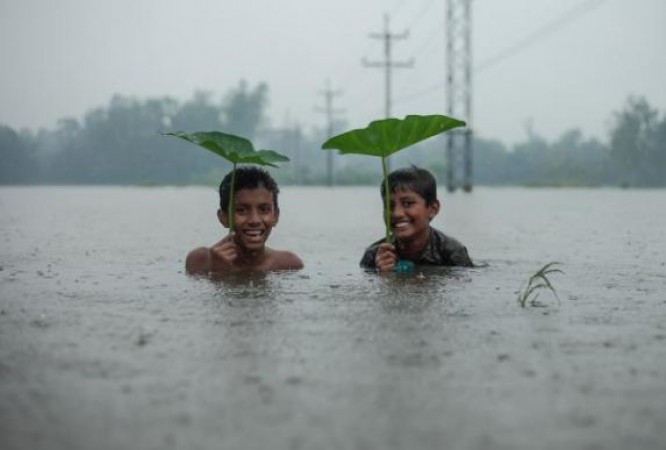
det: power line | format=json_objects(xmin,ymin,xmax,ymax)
[
  {"xmin": 393, "ymin": 1, "xmax": 444, "ymax": 103},
  {"xmin": 393, "ymin": 0, "xmax": 609, "ymax": 106},
  {"xmin": 410, "ymin": 18, "xmax": 445, "ymax": 59},
  {"xmin": 475, "ymin": 0, "xmax": 607, "ymax": 72},
  {"xmin": 405, "ymin": 0, "xmax": 438, "ymax": 31},
  {"xmin": 394, "ymin": 80, "xmax": 445, "ymax": 105}
]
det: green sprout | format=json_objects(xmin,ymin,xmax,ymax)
[
  {"xmin": 517, "ymin": 262, "xmax": 564, "ymax": 308},
  {"xmin": 321, "ymin": 114, "xmax": 466, "ymax": 243},
  {"xmin": 163, "ymin": 131, "xmax": 289, "ymax": 233}
]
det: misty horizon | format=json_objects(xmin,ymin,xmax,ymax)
[{"xmin": 1, "ymin": 0, "xmax": 665, "ymax": 146}]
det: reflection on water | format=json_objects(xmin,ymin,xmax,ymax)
[
  {"xmin": 207, "ymin": 271, "xmax": 272, "ymax": 298},
  {"xmin": 368, "ymin": 266, "xmax": 473, "ymax": 314}
]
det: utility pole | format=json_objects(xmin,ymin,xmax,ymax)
[
  {"xmin": 445, "ymin": 0, "xmax": 473, "ymax": 192},
  {"xmin": 363, "ymin": 13, "xmax": 414, "ymax": 171},
  {"xmin": 316, "ymin": 80, "xmax": 344, "ymax": 186},
  {"xmin": 283, "ymin": 112, "xmax": 303, "ymax": 185},
  {"xmin": 291, "ymin": 123, "xmax": 303, "ymax": 184}
]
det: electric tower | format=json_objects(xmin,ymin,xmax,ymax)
[{"xmin": 446, "ymin": 0, "xmax": 473, "ymax": 192}]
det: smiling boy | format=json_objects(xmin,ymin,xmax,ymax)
[
  {"xmin": 185, "ymin": 166, "xmax": 303, "ymax": 276},
  {"xmin": 360, "ymin": 166, "xmax": 473, "ymax": 272}
]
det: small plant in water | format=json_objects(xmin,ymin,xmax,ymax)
[
  {"xmin": 163, "ymin": 131, "xmax": 289, "ymax": 232},
  {"xmin": 517, "ymin": 262, "xmax": 564, "ymax": 308},
  {"xmin": 321, "ymin": 114, "xmax": 465, "ymax": 244}
]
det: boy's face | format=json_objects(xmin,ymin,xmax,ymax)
[
  {"xmin": 218, "ymin": 187, "xmax": 279, "ymax": 252},
  {"xmin": 386, "ymin": 188, "xmax": 439, "ymax": 242}
]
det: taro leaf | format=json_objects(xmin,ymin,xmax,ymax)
[
  {"xmin": 321, "ymin": 114, "xmax": 466, "ymax": 157},
  {"xmin": 164, "ymin": 131, "xmax": 289, "ymax": 167},
  {"xmin": 321, "ymin": 114, "xmax": 466, "ymax": 244},
  {"xmin": 163, "ymin": 130, "xmax": 289, "ymax": 234}
]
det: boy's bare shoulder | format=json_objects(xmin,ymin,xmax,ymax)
[
  {"xmin": 185, "ymin": 247, "xmax": 212, "ymax": 275},
  {"xmin": 268, "ymin": 249, "xmax": 304, "ymax": 271}
]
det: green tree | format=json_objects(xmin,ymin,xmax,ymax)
[
  {"xmin": 474, "ymin": 137, "xmax": 511, "ymax": 185},
  {"xmin": 170, "ymin": 91, "xmax": 222, "ymax": 131},
  {"xmin": 609, "ymin": 96, "xmax": 665, "ymax": 186},
  {"xmin": 546, "ymin": 129, "xmax": 607, "ymax": 186},
  {"xmin": 0, "ymin": 125, "xmax": 36, "ymax": 184},
  {"xmin": 222, "ymin": 81, "xmax": 269, "ymax": 139},
  {"xmin": 44, "ymin": 93, "xmax": 229, "ymax": 184}
]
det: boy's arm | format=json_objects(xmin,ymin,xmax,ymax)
[
  {"xmin": 435, "ymin": 230, "xmax": 474, "ymax": 267},
  {"xmin": 450, "ymin": 246, "xmax": 474, "ymax": 267},
  {"xmin": 360, "ymin": 245, "xmax": 377, "ymax": 268},
  {"xmin": 446, "ymin": 239, "xmax": 473, "ymax": 267}
]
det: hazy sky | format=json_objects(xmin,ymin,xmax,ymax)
[{"xmin": 1, "ymin": 0, "xmax": 664, "ymax": 145}]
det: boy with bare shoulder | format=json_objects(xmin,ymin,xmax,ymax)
[{"xmin": 186, "ymin": 166, "xmax": 303, "ymax": 276}]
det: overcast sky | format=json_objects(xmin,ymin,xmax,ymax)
[{"xmin": 1, "ymin": 0, "xmax": 664, "ymax": 145}]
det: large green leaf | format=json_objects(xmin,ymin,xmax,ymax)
[
  {"xmin": 321, "ymin": 114, "xmax": 466, "ymax": 246},
  {"xmin": 163, "ymin": 130, "xmax": 289, "ymax": 235},
  {"xmin": 164, "ymin": 131, "xmax": 289, "ymax": 167},
  {"xmin": 321, "ymin": 114, "xmax": 466, "ymax": 157}
]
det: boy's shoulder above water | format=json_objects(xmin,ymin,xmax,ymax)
[
  {"xmin": 186, "ymin": 243, "xmax": 303, "ymax": 276},
  {"xmin": 360, "ymin": 226, "xmax": 474, "ymax": 269},
  {"xmin": 417, "ymin": 227, "xmax": 473, "ymax": 267},
  {"xmin": 185, "ymin": 166, "xmax": 303, "ymax": 278}
]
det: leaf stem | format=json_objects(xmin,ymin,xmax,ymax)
[
  {"xmin": 382, "ymin": 156, "xmax": 391, "ymax": 243},
  {"xmin": 228, "ymin": 163, "xmax": 237, "ymax": 233}
]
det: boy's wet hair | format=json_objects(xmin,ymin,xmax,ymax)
[
  {"xmin": 219, "ymin": 166, "xmax": 280, "ymax": 211},
  {"xmin": 381, "ymin": 165, "xmax": 438, "ymax": 205}
]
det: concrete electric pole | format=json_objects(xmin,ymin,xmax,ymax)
[
  {"xmin": 316, "ymin": 80, "xmax": 344, "ymax": 186},
  {"xmin": 363, "ymin": 13, "xmax": 414, "ymax": 172}
]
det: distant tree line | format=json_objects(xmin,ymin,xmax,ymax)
[
  {"xmin": 472, "ymin": 96, "xmax": 666, "ymax": 187},
  {"xmin": 1, "ymin": 84, "xmax": 665, "ymax": 187}
]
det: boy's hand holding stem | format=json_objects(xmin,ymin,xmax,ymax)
[
  {"xmin": 376, "ymin": 242, "xmax": 397, "ymax": 273},
  {"xmin": 211, "ymin": 232, "xmax": 238, "ymax": 266}
]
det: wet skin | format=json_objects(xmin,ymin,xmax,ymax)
[{"xmin": 185, "ymin": 187, "xmax": 303, "ymax": 275}]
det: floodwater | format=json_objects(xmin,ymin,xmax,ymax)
[{"xmin": 1, "ymin": 186, "xmax": 665, "ymax": 450}]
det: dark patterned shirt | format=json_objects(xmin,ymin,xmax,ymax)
[{"xmin": 359, "ymin": 227, "xmax": 474, "ymax": 269}]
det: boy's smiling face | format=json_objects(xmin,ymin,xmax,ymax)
[
  {"xmin": 387, "ymin": 187, "xmax": 439, "ymax": 243},
  {"xmin": 219, "ymin": 187, "xmax": 279, "ymax": 252}
]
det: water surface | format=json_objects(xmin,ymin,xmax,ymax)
[{"xmin": 1, "ymin": 186, "xmax": 665, "ymax": 450}]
